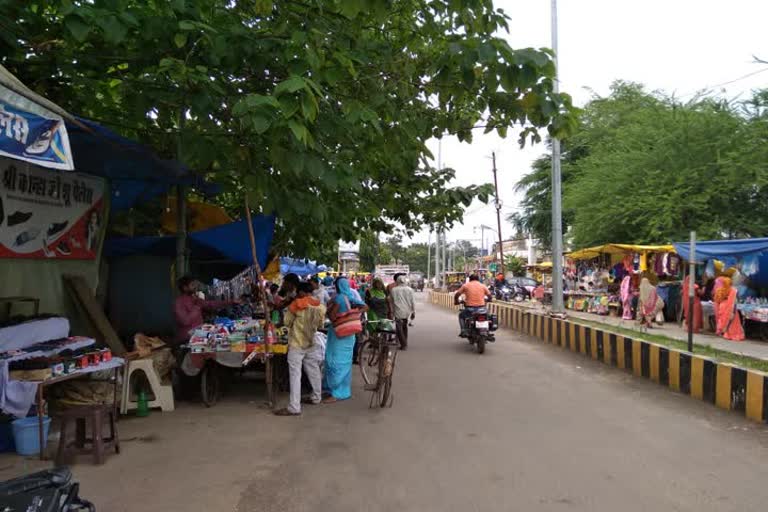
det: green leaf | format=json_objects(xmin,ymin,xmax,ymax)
[
  {"xmin": 65, "ymin": 15, "xmax": 91, "ymax": 42},
  {"xmin": 339, "ymin": 0, "xmax": 363, "ymax": 19},
  {"xmin": 251, "ymin": 115, "xmax": 272, "ymax": 134},
  {"xmin": 174, "ymin": 33, "xmax": 187, "ymax": 48},
  {"xmin": 288, "ymin": 120, "xmax": 308, "ymax": 144},
  {"xmin": 274, "ymin": 76, "xmax": 306, "ymax": 96},
  {"xmin": 97, "ymin": 16, "xmax": 128, "ymax": 44},
  {"xmin": 301, "ymin": 93, "xmax": 318, "ymax": 121},
  {"xmin": 178, "ymin": 20, "xmax": 195, "ymax": 31}
]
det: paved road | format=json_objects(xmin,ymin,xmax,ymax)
[
  {"xmin": 4, "ymin": 294, "xmax": 768, "ymax": 511},
  {"xmin": 238, "ymin": 295, "xmax": 768, "ymax": 511}
]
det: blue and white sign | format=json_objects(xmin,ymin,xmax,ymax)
[{"xmin": 0, "ymin": 83, "xmax": 73, "ymax": 171}]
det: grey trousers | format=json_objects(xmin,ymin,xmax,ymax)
[{"xmin": 287, "ymin": 344, "xmax": 323, "ymax": 414}]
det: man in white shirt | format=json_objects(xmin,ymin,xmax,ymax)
[{"xmin": 388, "ymin": 275, "xmax": 415, "ymax": 350}]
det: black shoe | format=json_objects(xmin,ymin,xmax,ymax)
[
  {"xmin": 47, "ymin": 221, "xmax": 68, "ymax": 237},
  {"xmin": 459, "ymin": 332, "xmax": 468, "ymax": 338},
  {"xmin": 7, "ymin": 211, "xmax": 32, "ymax": 227}
]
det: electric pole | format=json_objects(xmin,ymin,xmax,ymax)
[
  {"xmin": 550, "ymin": 0, "xmax": 565, "ymax": 313},
  {"xmin": 426, "ymin": 231, "xmax": 431, "ymax": 284},
  {"xmin": 492, "ymin": 152, "xmax": 505, "ymax": 275}
]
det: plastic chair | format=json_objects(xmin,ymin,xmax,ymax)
[{"xmin": 121, "ymin": 359, "xmax": 175, "ymax": 415}]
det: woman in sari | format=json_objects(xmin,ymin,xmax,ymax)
[
  {"xmin": 620, "ymin": 275, "xmax": 634, "ymax": 320},
  {"xmin": 365, "ymin": 277, "xmax": 390, "ymax": 330},
  {"xmin": 323, "ymin": 277, "xmax": 368, "ymax": 403},
  {"xmin": 637, "ymin": 277, "xmax": 664, "ymax": 328},
  {"xmin": 713, "ymin": 276, "xmax": 727, "ymax": 333},
  {"xmin": 715, "ymin": 277, "xmax": 745, "ymax": 341},
  {"xmin": 681, "ymin": 278, "xmax": 703, "ymax": 333}
]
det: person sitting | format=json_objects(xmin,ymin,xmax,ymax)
[
  {"xmin": 454, "ymin": 274, "xmax": 492, "ymax": 337},
  {"xmin": 274, "ymin": 282, "xmax": 326, "ymax": 416}
]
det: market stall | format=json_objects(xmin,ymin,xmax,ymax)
[
  {"xmin": 673, "ymin": 237, "xmax": 768, "ymax": 340},
  {"xmin": 0, "ymin": 316, "xmax": 124, "ymax": 458},
  {"xmin": 564, "ymin": 243, "xmax": 682, "ymax": 320},
  {"xmin": 183, "ymin": 318, "xmax": 289, "ymax": 406}
]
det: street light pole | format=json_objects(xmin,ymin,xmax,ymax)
[{"xmin": 550, "ymin": 0, "xmax": 565, "ymax": 313}]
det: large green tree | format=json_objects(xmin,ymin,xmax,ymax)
[
  {"xmin": 511, "ymin": 81, "xmax": 768, "ymax": 249},
  {"xmin": 2, "ymin": 0, "xmax": 575, "ymax": 258}
]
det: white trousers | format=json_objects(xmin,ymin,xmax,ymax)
[{"xmin": 287, "ymin": 344, "xmax": 323, "ymax": 414}]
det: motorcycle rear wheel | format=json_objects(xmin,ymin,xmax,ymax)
[{"xmin": 476, "ymin": 337, "xmax": 486, "ymax": 354}]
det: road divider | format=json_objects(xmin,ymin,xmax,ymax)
[{"xmin": 429, "ymin": 291, "xmax": 768, "ymax": 424}]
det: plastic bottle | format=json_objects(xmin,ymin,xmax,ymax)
[{"xmin": 136, "ymin": 391, "xmax": 150, "ymax": 417}]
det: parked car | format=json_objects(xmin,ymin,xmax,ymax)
[{"xmin": 508, "ymin": 277, "xmax": 541, "ymax": 296}]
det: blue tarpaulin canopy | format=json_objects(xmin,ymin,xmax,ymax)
[
  {"xmin": 66, "ymin": 117, "xmax": 219, "ymax": 211},
  {"xmin": 280, "ymin": 257, "xmax": 321, "ymax": 276},
  {"xmin": 673, "ymin": 238, "xmax": 768, "ymax": 262},
  {"xmin": 105, "ymin": 215, "xmax": 275, "ymax": 269}
]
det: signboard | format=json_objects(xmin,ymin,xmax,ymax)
[
  {"xmin": 0, "ymin": 158, "xmax": 104, "ymax": 259},
  {"xmin": 0, "ymin": 83, "xmax": 73, "ymax": 171}
]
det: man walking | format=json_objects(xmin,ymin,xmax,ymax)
[
  {"xmin": 389, "ymin": 275, "xmax": 415, "ymax": 350},
  {"xmin": 274, "ymin": 282, "xmax": 326, "ymax": 416}
]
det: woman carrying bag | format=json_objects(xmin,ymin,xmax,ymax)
[{"xmin": 323, "ymin": 277, "xmax": 368, "ymax": 403}]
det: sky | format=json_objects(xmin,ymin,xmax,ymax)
[{"xmin": 407, "ymin": 0, "xmax": 768, "ymax": 250}]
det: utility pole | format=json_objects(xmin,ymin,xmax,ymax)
[
  {"xmin": 550, "ymin": 0, "xmax": 565, "ymax": 313},
  {"xmin": 435, "ymin": 229, "xmax": 441, "ymax": 289},
  {"xmin": 426, "ymin": 231, "xmax": 431, "ymax": 284},
  {"xmin": 492, "ymin": 152, "xmax": 505, "ymax": 275}
]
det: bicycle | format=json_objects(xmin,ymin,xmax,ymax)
[{"xmin": 358, "ymin": 319, "xmax": 399, "ymax": 408}]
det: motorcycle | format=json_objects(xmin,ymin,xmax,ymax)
[
  {"xmin": 460, "ymin": 301, "xmax": 497, "ymax": 354},
  {"xmin": 494, "ymin": 282, "xmax": 529, "ymax": 303}
]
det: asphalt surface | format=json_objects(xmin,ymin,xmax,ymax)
[{"xmin": 4, "ymin": 293, "xmax": 768, "ymax": 511}]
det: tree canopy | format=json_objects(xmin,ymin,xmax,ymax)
[
  {"xmin": 1, "ymin": 0, "xmax": 575, "ymax": 258},
  {"xmin": 510, "ymin": 81, "xmax": 768, "ymax": 250}
]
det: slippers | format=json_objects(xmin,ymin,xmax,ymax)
[
  {"xmin": 273, "ymin": 408, "xmax": 301, "ymax": 416},
  {"xmin": 301, "ymin": 397, "xmax": 320, "ymax": 405}
]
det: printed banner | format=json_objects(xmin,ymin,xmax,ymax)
[
  {"xmin": 0, "ymin": 83, "xmax": 73, "ymax": 171},
  {"xmin": 0, "ymin": 157, "xmax": 104, "ymax": 259}
]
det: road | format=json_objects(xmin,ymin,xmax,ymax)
[{"xmin": 4, "ymin": 293, "xmax": 768, "ymax": 511}]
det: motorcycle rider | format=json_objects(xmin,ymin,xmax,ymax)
[{"xmin": 454, "ymin": 274, "xmax": 493, "ymax": 337}]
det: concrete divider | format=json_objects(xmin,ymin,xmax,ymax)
[{"xmin": 429, "ymin": 290, "xmax": 768, "ymax": 425}]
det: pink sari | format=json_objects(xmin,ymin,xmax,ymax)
[{"xmin": 620, "ymin": 275, "xmax": 633, "ymax": 320}]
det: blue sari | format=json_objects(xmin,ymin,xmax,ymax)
[{"xmin": 323, "ymin": 278, "xmax": 365, "ymax": 399}]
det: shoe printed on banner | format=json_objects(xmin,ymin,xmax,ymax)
[
  {"xmin": 70, "ymin": 236, "xmax": 82, "ymax": 249},
  {"xmin": 0, "ymin": 196, "xmax": 4, "ymax": 226},
  {"xmin": 14, "ymin": 228, "xmax": 40, "ymax": 247},
  {"xmin": 46, "ymin": 221, "xmax": 68, "ymax": 239},
  {"xmin": 7, "ymin": 211, "xmax": 33, "ymax": 227},
  {"xmin": 42, "ymin": 241, "xmax": 56, "ymax": 258},
  {"xmin": 56, "ymin": 241, "xmax": 71, "ymax": 256},
  {"xmin": 25, "ymin": 121, "xmax": 59, "ymax": 155}
]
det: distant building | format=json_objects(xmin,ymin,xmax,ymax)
[
  {"xmin": 338, "ymin": 240, "xmax": 360, "ymax": 273},
  {"xmin": 492, "ymin": 238, "xmax": 542, "ymax": 264}
]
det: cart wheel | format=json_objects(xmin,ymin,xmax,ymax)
[
  {"xmin": 760, "ymin": 322, "xmax": 768, "ymax": 342},
  {"xmin": 201, "ymin": 362, "xmax": 220, "ymax": 407}
]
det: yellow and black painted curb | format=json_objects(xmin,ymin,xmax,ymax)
[{"xmin": 430, "ymin": 291, "xmax": 768, "ymax": 423}]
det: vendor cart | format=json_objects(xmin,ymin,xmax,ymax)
[{"xmin": 444, "ymin": 272, "xmax": 467, "ymax": 292}]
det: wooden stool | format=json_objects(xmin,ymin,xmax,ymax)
[{"xmin": 54, "ymin": 404, "xmax": 120, "ymax": 465}]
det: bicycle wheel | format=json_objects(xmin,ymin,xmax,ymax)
[
  {"xmin": 359, "ymin": 340, "xmax": 377, "ymax": 387},
  {"xmin": 200, "ymin": 362, "xmax": 220, "ymax": 407},
  {"xmin": 378, "ymin": 346, "xmax": 397, "ymax": 407}
]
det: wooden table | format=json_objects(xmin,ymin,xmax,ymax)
[{"xmin": 31, "ymin": 360, "xmax": 124, "ymax": 460}]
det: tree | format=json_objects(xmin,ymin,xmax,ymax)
[
  {"xmin": 384, "ymin": 235, "xmax": 405, "ymax": 265},
  {"xmin": 510, "ymin": 81, "xmax": 768, "ymax": 249},
  {"xmin": 504, "ymin": 254, "xmax": 526, "ymax": 276},
  {"xmin": 1, "ymin": 0, "xmax": 575, "ymax": 259},
  {"xmin": 401, "ymin": 243, "xmax": 430, "ymax": 274}
]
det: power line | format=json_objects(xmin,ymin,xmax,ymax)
[{"xmin": 677, "ymin": 66, "xmax": 768, "ymax": 99}]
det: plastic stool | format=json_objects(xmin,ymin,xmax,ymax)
[
  {"xmin": 121, "ymin": 359, "xmax": 175, "ymax": 415},
  {"xmin": 53, "ymin": 404, "xmax": 119, "ymax": 465}
]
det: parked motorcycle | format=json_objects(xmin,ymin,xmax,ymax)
[
  {"xmin": 0, "ymin": 466, "xmax": 94, "ymax": 511},
  {"xmin": 460, "ymin": 301, "xmax": 497, "ymax": 354},
  {"xmin": 493, "ymin": 282, "xmax": 530, "ymax": 303}
]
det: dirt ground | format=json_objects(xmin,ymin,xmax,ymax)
[{"xmin": 3, "ymin": 295, "xmax": 768, "ymax": 511}]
